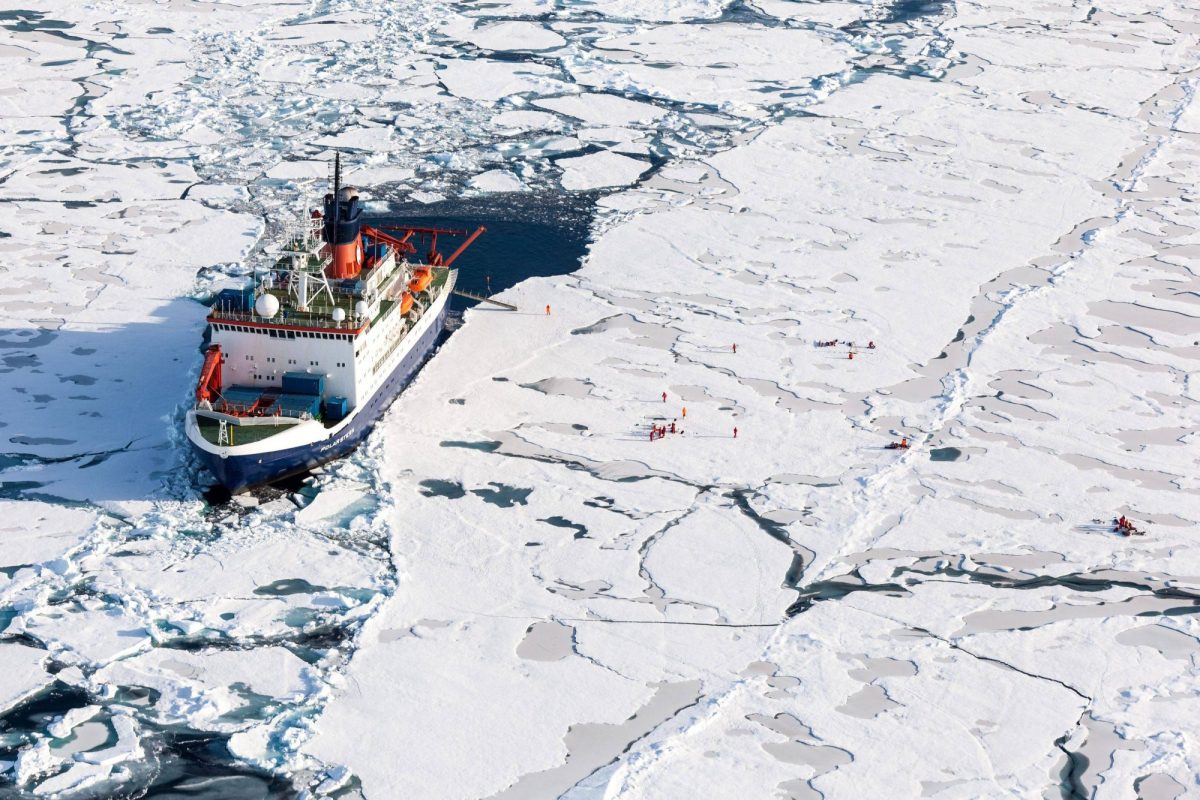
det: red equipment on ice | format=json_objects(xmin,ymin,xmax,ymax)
[{"xmin": 1115, "ymin": 515, "xmax": 1145, "ymax": 536}]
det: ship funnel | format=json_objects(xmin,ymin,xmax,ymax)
[{"xmin": 323, "ymin": 153, "xmax": 364, "ymax": 280}]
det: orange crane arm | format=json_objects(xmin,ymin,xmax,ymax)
[
  {"xmin": 441, "ymin": 225, "xmax": 486, "ymax": 267},
  {"xmin": 364, "ymin": 224, "xmax": 485, "ymax": 267},
  {"xmin": 361, "ymin": 226, "xmax": 417, "ymax": 255},
  {"xmin": 195, "ymin": 344, "xmax": 222, "ymax": 402}
]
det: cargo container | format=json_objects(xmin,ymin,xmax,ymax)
[
  {"xmin": 324, "ymin": 395, "xmax": 349, "ymax": 421},
  {"xmin": 213, "ymin": 287, "xmax": 255, "ymax": 314},
  {"xmin": 277, "ymin": 394, "xmax": 321, "ymax": 419},
  {"xmin": 282, "ymin": 372, "xmax": 325, "ymax": 396}
]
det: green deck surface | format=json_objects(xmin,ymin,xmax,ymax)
[
  {"xmin": 197, "ymin": 416, "xmax": 292, "ymax": 446},
  {"xmin": 431, "ymin": 266, "xmax": 450, "ymax": 290}
]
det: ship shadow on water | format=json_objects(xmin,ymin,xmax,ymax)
[{"xmin": 0, "ymin": 299, "xmax": 221, "ymax": 506}]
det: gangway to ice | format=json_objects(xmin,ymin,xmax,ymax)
[{"xmin": 452, "ymin": 288, "xmax": 518, "ymax": 311}]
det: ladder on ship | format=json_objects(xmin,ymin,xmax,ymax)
[{"xmin": 452, "ymin": 288, "xmax": 518, "ymax": 311}]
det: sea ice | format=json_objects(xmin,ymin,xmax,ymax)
[
  {"xmin": 3, "ymin": 0, "xmax": 1198, "ymax": 796},
  {"xmin": 0, "ymin": 643, "xmax": 51, "ymax": 714},
  {"xmin": 437, "ymin": 60, "xmax": 569, "ymax": 103},
  {"xmin": 468, "ymin": 169, "xmax": 529, "ymax": 193},
  {"xmin": 464, "ymin": 21, "xmax": 566, "ymax": 52},
  {"xmin": 558, "ymin": 151, "xmax": 650, "ymax": 190},
  {"xmin": 534, "ymin": 94, "xmax": 666, "ymax": 126}
]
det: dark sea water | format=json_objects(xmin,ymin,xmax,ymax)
[
  {"xmin": 0, "ymin": 685, "xmax": 292, "ymax": 799},
  {"xmin": 373, "ymin": 189, "xmax": 597, "ymax": 301}
]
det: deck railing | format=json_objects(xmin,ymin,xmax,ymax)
[
  {"xmin": 208, "ymin": 306, "xmax": 362, "ymax": 330},
  {"xmin": 213, "ymin": 400, "xmax": 315, "ymax": 421}
]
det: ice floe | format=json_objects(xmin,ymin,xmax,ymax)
[
  {"xmin": 468, "ymin": 169, "xmax": 529, "ymax": 193},
  {"xmin": 558, "ymin": 150, "xmax": 651, "ymax": 190},
  {"xmin": 0, "ymin": 644, "xmax": 51, "ymax": 715}
]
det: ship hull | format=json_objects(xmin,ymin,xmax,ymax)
[{"xmin": 192, "ymin": 300, "xmax": 449, "ymax": 494}]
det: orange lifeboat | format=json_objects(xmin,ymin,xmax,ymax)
[
  {"xmin": 399, "ymin": 292, "xmax": 414, "ymax": 315},
  {"xmin": 408, "ymin": 267, "xmax": 433, "ymax": 294}
]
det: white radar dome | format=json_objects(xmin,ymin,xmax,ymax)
[
  {"xmin": 254, "ymin": 294, "xmax": 280, "ymax": 318},
  {"xmin": 354, "ymin": 300, "xmax": 369, "ymax": 317},
  {"xmin": 331, "ymin": 307, "xmax": 347, "ymax": 323}
]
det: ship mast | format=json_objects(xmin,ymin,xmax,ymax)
[{"xmin": 281, "ymin": 189, "xmax": 334, "ymax": 312}]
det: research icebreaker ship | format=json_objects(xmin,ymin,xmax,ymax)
[{"xmin": 186, "ymin": 159, "xmax": 484, "ymax": 493}]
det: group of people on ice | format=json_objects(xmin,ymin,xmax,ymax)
[
  {"xmin": 816, "ymin": 338, "xmax": 876, "ymax": 350},
  {"xmin": 1114, "ymin": 515, "xmax": 1145, "ymax": 537},
  {"xmin": 649, "ymin": 420, "xmax": 682, "ymax": 441}
]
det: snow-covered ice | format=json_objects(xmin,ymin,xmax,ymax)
[
  {"xmin": 1, "ymin": 0, "xmax": 1198, "ymax": 797},
  {"xmin": 558, "ymin": 151, "xmax": 650, "ymax": 190},
  {"xmin": 468, "ymin": 169, "xmax": 529, "ymax": 194},
  {"xmin": 0, "ymin": 644, "xmax": 51, "ymax": 715}
]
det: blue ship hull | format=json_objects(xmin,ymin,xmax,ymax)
[{"xmin": 194, "ymin": 302, "xmax": 449, "ymax": 493}]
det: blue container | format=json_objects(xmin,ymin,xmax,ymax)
[
  {"xmin": 277, "ymin": 393, "xmax": 321, "ymax": 418},
  {"xmin": 338, "ymin": 279, "xmax": 366, "ymax": 297},
  {"xmin": 324, "ymin": 396, "xmax": 349, "ymax": 421},
  {"xmin": 216, "ymin": 386, "xmax": 263, "ymax": 415},
  {"xmin": 222, "ymin": 386, "xmax": 262, "ymax": 405},
  {"xmin": 213, "ymin": 287, "xmax": 254, "ymax": 313},
  {"xmin": 282, "ymin": 372, "xmax": 324, "ymax": 396}
]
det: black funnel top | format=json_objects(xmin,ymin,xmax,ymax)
[
  {"xmin": 322, "ymin": 152, "xmax": 362, "ymax": 247},
  {"xmin": 323, "ymin": 189, "xmax": 362, "ymax": 246}
]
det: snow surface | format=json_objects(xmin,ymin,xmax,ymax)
[
  {"xmin": 558, "ymin": 151, "xmax": 651, "ymax": 190},
  {"xmin": 0, "ymin": 644, "xmax": 51, "ymax": 715},
  {"xmin": 1, "ymin": 0, "xmax": 1199, "ymax": 798}
]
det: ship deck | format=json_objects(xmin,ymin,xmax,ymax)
[{"xmin": 196, "ymin": 416, "xmax": 292, "ymax": 446}]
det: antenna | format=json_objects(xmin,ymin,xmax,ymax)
[{"xmin": 332, "ymin": 151, "xmax": 341, "ymax": 234}]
